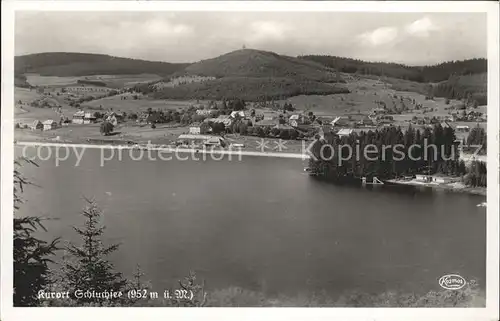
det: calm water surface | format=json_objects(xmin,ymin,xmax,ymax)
[{"xmin": 16, "ymin": 147, "xmax": 486, "ymax": 297}]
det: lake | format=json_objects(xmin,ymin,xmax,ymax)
[{"xmin": 15, "ymin": 146, "xmax": 486, "ymax": 298}]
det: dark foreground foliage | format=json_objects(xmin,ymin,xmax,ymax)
[{"xmin": 14, "ymin": 158, "xmax": 60, "ymax": 306}]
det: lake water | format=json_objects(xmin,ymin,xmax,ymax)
[{"xmin": 16, "ymin": 146, "xmax": 486, "ymax": 298}]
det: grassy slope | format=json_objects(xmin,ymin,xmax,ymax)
[
  {"xmin": 300, "ymin": 55, "xmax": 487, "ymax": 105},
  {"xmin": 15, "ymin": 52, "xmax": 188, "ymax": 77},
  {"xmin": 362, "ymin": 73, "xmax": 487, "ymax": 105},
  {"xmin": 153, "ymin": 76, "xmax": 349, "ymax": 101},
  {"xmin": 152, "ymin": 49, "xmax": 347, "ymax": 100},
  {"xmin": 184, "ymin": 49, "xmax": 339, "ymax": 81}
]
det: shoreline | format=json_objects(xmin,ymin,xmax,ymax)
[
  {"xmin": 15, "ymin": 139, "xmax": 486, "ymax": 197},
  {"xmin": 386, "ymin": 178, "xmax": 486, "ymax": 196},
  {"xmin": 14, "ymin": 140, "xmax": 310, "ymax": 160}
]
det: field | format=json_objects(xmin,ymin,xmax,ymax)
[
  {"xmin": 14, "ymin": 89, "xmax": 65, "ymax": 124},
  {"xmin": 14, "ymin": 122, "xmax": 190, "ymax": 145},
  {"xmin": 84, "ymin": 74, "xmax": 162, "ymax": 88},
  {"xmin": 25, "ymin": 73, "xmax": 162, "ymax": 88},
  {"xmin": 25, "ymin": 74, "xmax": 82, "ymax": 87},
  {"xmin": 154, "ymin": 75, "xmax": 216, "ymax": 89},
  {"xmin": 13, "ymin": 87, "xmax": 206, "ymax": 124},
  {"xmin": 83, "ymin": 94, "xmax": 203, "ymax": 114},
  {"xmin": 15, "ymin": 87, "xmax": 44, "ymax": 103},
  {"xmin": 281, "ymin": 76, "xmax": 459, "ymax": 117}
]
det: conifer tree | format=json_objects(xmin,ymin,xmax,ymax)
[
  {"xmin": 13, "ymin": 157, "xmax": 60, "ymax": 306},
  {"xmin": 62, "ymin": 198, "xmax": 127, "ymax": 304}
]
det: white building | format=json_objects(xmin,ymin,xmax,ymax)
[
  {"xmin": 289, "ymin": 115, "xmax": 300, "ymax": 127},
  {"xmin": 230, "ymin": 110, "xmax": 245, "ymax": 118},
  {"xmin": 189, "ymin": 123, "xmax": 201, "ymax": 134},
  {"xmin": 456, "ymin": 125, "xmax": 470, "ymax": 132},
  {"xmin": 31, "ymin": 120, "xmax": 43, "ymax": 130},
  {"xmin": 415, "ymin": 174, "xmax": 460, "ymax": 184},
  {"xmin": 196, "ymin": 109, "xmax": 213, "ymax": 116},
  {"xmin": 177, "ymin": 134, "xmax": 226, "ymax": 147},
  {"xmin": 336, "ymin": 128, "xmax": 354, "ymax": 137},
  {"xmin": 83, "ymin": 112, "xmax": 97, "ymax": 124},
  {"xmin": 42, "ymin": 120, "xmax": 58, "ymax": 131},
  {"xmin": 72, "ymin": 110, "xmax": 85, "ymax": 124},
  {"xmin": 73, "ymin": 111, "xmax": 97, "ymax": 124}
]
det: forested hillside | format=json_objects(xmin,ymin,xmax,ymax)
[
  {"xmin": 299, "ymin": 55, "xmax": 487, "ymax": 83},
  {"xmin": 15, "ymin": 52, "xmax": 188, "ymax": 77},
  {"xmin": 143, "ymin": 49, "xmax": 349, "ymax": 100},
  {"xmin": 432, "ymin": 73, "xmax": 487, "ymax": 105},
  {"xmin": 143, "ymin": 76, "xmax": 349, "ymax": 101}
]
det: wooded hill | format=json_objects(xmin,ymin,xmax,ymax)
[
  {"xmin": 182, "ymin": 49, "xmax": 341, "ymax": 82},
  {"xmin": 299, "ymin": 55, "xmax": 487, "ymax": 105},
  {"xmin": 299, "ymin": 55, "xmax": 487, "ymax": 83},
  {"xmin": 138, "ymin": 49, "xmax": 349, "ymax": 100},
  {"xmin": 15, "ymin": 52, "xmax": 188, "ymax": 77}
]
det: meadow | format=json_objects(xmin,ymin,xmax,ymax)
[
  {"xmin": 281, "ymin": 76, "xmax": 462, "ymax": 117},
  {"xmin": 83, "ymin": 94, "xmax": 202, "ymax": 114},
  {"xmin": 24, "ymin": 73, "xmax": 161, "ymax": 88}
]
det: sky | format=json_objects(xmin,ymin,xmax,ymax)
[{"xmin": 15, "ymin": 12, "xmax": 487, "ymax": 66}]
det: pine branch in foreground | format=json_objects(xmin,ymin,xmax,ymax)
[
  {"xmin": 13, "ymin": 157, "xmax": 60, "ymax": 307},
  {"xmin": 60, "ymin": 198, "xmax": 128, "ymax": 305}
]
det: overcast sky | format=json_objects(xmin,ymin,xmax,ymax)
[{"xmin": 15, "ymin": 12, "xmax": 487, "ymax": 66}]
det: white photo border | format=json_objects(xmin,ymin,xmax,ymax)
[{"xmin": 1, "ymin": 1, "xmax": 499, "ymax": 321}]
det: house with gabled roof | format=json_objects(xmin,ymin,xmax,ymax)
[
  {"xmin": 83, "ymin": 112, "xmax": 97, "ymax": 124},
  {"xmin": 31, "ymin": 120, "xmax": 43, "ymax": 130},
  {"xmin": 42, "ymin": 120, "xmax": 58, "ymax": 131},
  {"xmin": 196, "ymin": 109, "xmax": 214, "ymax": 116},
  {"xmin": 72, "ymin": 110, "xmax": 85, "ymax": 124},
  {"xmin": 289, "ymin": 114, "xmax": 310, "ymax": 127},
  {"xmin": 330, "ymin": 116, "xmax": 347, "ymax": 127},
  {"xmin": 336, "ymin": 128, "xmax": 354, "ymax": 137},
  {"xmin": 189, "ymin": 122, "xmax": 202, "ymax": 134},
  {"xmin": 230, "ymin": 110, "xmax": 246, "ymax": 118}
]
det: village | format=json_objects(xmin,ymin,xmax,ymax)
[
  {"xmin": 11, "ymin": 67, "xmax": 487, "ymax": 173},
  {"xmin": 16, "ymin": 83, "xmax": 487, "ymax": 151}
]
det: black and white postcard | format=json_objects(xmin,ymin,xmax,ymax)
[{"xmin": 1, "ymin": 1, "xmax": 499, "ymax": 321}]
